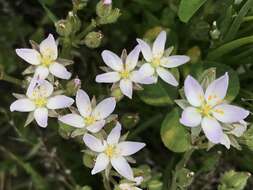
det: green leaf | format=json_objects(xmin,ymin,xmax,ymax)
[
  {"xmin": 138, "ymin": 71, "xmax": 179, "ymax": 107},
  {"xmin": 161, "ymin": 108, "xmax": 192, "ymax": 153},
  {"xmin": 178, "ymin": 0, "xmax": 208, "ymax": 23}
]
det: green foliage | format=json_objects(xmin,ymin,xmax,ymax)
[
  {"xmin": 178, "ymin": 0, "xmax": 208, "ymax": 23},
  {"xmin": 161, "ymin": 108, "xmax": 191, "ymax": 153}
]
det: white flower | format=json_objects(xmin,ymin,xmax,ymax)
[
  {"xmin": 95, "ymin": 45, "xmax": 156, "ymax": 99},
  {"xmin": 10, "ymin": 77, "xmax": 74, "ymax": 128},
  {"xmin": 59, "ymin": 89, "xmax": 116, "ymax": 133},
  {"xmin": 16, "ymin": 34, "xmax": 71, "ymax": 80},
  {"xmin": 180, "ymin": 73, "xmax": 249, "ymax": 144},
  {"xmin": 137, "ymin": 31, "xmax": 190, "ymax": 86},
  {"xmin": 83, "ymin": 122, "xmax": 145, "ymax": 180}
]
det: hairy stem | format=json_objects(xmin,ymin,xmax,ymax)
[
  {"xmin": 102, "ymin": 173, "xmax": 111, "ymax": 190},
  {"xmin": 170, "ymin": 148, "xmax": 194, "ymax": 190}
]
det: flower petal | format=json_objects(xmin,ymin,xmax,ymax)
[
  {"xmin": 205, "ymin": 72, "xmax": 229, "ymax": 106},
  {"xmin": 201, "ymin": 117, "xmax": 223, "ymax": 143},
  {"xmin": 156, "ymin": 67, "xmax": 178, "ymax": 86},
  {"xmin": 220, "ymin": 133, "xmax": 230, "ymax": 149},
  {"xmin": 101, "ymin": 50, "xmax": 123, "ymax": 71},
  {"xmin": 91, "ymin": 153, "xmax": 109, "ymax": 175},
  {"xmin": 184, "ymin": 75, "xmax": 204, "ymax": 107},
  {"xmin": 15, "ymin": 48, "xmax": 41, "ymax": 65},
  {"xmin": 107, "ymin": 122, "xmax": 122, "ymax": 145},
  {"xmin": 34, "ymin": 107, "xmax": 48, "ymax": 128},
  {"xmin": 152, "ymin": 31, "xmax": 166, "ymax": 58},
  {"xmin": 95, "ymin": 72, "xmax": 121, "ymax": 83},
  {"xmin": 137, "ymin": 39, "xmax": 153, "ymax": 62},
  {"xmin": 139, "ymin": 63, "xmax": 155, "ymax": 77},
  {"xmin": 117, "ymin": 141, "xmax": 145, "ymax": 156},
  {"xmin": 49, "ymin": 62, "xmax": 71, "ymax": 79},
  {"xmin": 130, "ymin": 71, "xmax": 157, "ymax": 84},
  {"xmin": 92, "ymin": 97, "xmax": 116, "ymax": 120},
  {"xmin": 111, "ymin": 156, "xmax": 134, "ymax": 181},
  {"xmin": 35, "ymin": 66, "xmax": 49, "ymax": 79},
  {"xmin": 76, "ymin": 89, "xmax": 92, "ymax": 117},
  {"xmin": 47, "ymin": 95, "xmax": 74, "ymax": 109},
  {"xmin": 120, "ymin": 79, "xmax": 133, "ymax": 99},
  {"xmin": 86, "ymin": 120, "xmax": 106, "ymax": 133},
  {"xmin": 126, "ymin": 45, "xmax": 140, "ymax": 71},
  {"xmin": 10, "ymin": 99, "xmax": 35, "ymax": 112},
  {"xmin": 212, "ymin": 104, "xmax": 249, "ymax": 123},
  {"xmin": 83, "ymin": 134, "xmax": 105, "ymax": 152},
  {"xmin": 230, "ymin": 121, "xmax": 247, "ymax": 137},
  {"xmin": 38, "ymin": 80, "xmax": 54, "ymax": 98},
  {"xmin": 58, "ymin": 114, "xmax": 85, "ymax": 128},
  {"xmin": 180, "ymin": 107, "xmax": 202, "ymax": 127},
  {"xmin": 161, "ymin": 55, "xmax": 190, "ymax": 68},
  {"xmin": 39, "ymin": 34, "xmax": 58, "ymax": 60}
]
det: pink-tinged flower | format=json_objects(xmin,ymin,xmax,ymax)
[
  {"xmin": 59, "ymin": 89, "xmax": 116, "ymax": 133},
  {"xmin": 103, "ymin": 0, "xmax": 112, "ymax": 5},
  {"xmin": 180, "ymin": 73, "xmax": 249, "ymax": 144},
  {"xmin": 83, "ymin": 122, "xmax": 145, "ymax": 180},
  {"xmin": 10, "ymin": 77, "xmax": 74, "ymax": 128},
  {"xmin": 96, "ymin": 45, "xmax": 156, "ymax": 99},
  {"xmin": 137, "ymin": 31, "xmax": 190, "ymax": 86},
  {"xmin": 16, "ymin": 34, "xmax": 71, "ymax": 80}
]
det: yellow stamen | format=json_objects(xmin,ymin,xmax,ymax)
[
  {"xmin": 41, "ymin": 56, "xmax": 53, "ymax": 67},
  {"xmin": 105, "ymin": 145, "xmax": 117, "ymax": 158},
  {"xmin": 214, "ymin": 109, "xmax": 224, "ymax": 115},
  {"xmin": 34, "ymin": 98, "xmax": 47, "ymax": 107},
  {"xmin": 152, "ymin": 57, "xmax": 160, "ymax": 67},
  {"xmin": 84, "ymin": 116, "xmax": 96, "ymax": 125},
  {"xmin": 120, "ymin": 70, "xmax": 130, "ymax": 79}
]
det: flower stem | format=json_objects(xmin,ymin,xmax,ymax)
[
  {"xmin": 0, "ymin": 70, "xmax": 22, "ymax": 86},
  {"xmin": 170, "ymin": 148, "xmax": 194, "ymax": 190},
  {"xmin": 102, "ymin": 172, "xmax": 112, "ymax": 190}
]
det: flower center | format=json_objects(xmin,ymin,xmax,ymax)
[
  {"xmin": 199, "ymin": 104, "xmax": 212, "ymax": 117},
  {"xmin": 105, "ymin": 145, "xmax": 117, "ymax": 158},
  {"xmin": 84, "ymin": 116, "xmax": 96, "ymax": 125},
  {"xmin": 34, "ymin": 98, "xmax": 47, "ymax": 107},
  {"xmin": 120, "ymin": 70, "xmax": 130, "ymax": 79},
  {"xmin": 41, "ymin": 56, "xmax": 53, "ymax": 67},
  {"xmin": 151, "ymin": 57, "xmax": 161, "ymax": 67}
]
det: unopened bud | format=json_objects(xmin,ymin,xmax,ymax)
[
  {"xmin": 103, "ymin": 0, "xmax": 112, "ymax": 5},
  {"xmin": 67, "ymin": 11, "xmax": 81, "ymax": 34},
  {"xmin": 187, "ymin": 46, "xmax": 201, "ymax": 64},
  {"xmin": 65, "ymin": 77, "xmax": 81, "ymax": 96},
  {"xmin": 55, "ymin": 19, "xmax": 72, "ymax": 37},
  {"xmin": 98, "ymin": 8, "xmax": 121, "ymax": 25},
  {"xmin": 83, "ymin": 31, "xmax": 103, "ymax": 48},
  {"xmin": 96, "ymin": 1, "xmax": 112, "ymax": 18},
  {"xmin": 120, "ymin": 113, "xmax": 140, "ymax": 129},
  {"xmin": 148, "ymin": 180, "xmax": 163, "ymax": 190},
  {"xmin": 72, "ymin": 0, "xmax": 88, "ymax": 10}
]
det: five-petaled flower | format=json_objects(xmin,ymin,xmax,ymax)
[
  {"xmin": 10, "ymin": 77, "xmax": 74, "ymax": 128},
  {"xmin": 83, "ymin": 122, "xmax": 145, "ymax": 180},
  {"xmin": 96, "ymin": 45, "xmax": 154, "ymax": 99},
  {"xmin": 137, "ymin": 30, "xmax": 190, "ymax": 86},
  {"xmin": 59, "ymin": 89, "xmax": 116, "ymax": 133},
  {"xmin": 180, "ymin": 73, "xmax": 249, "ymax": 144},
  {"xmin": 16, "ymin": 34, "xmax": 72, "ymax": 80}
]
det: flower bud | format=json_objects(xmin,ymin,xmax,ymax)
[
  {"xmin": 72, "ymin": 0, "xmax": 88, "ymax": 10},
  {"xmin": 187, "ymin": 46, "xmax": 201, "ymax": 64},
  {"xmin": 82, "ymin": 153, "xmax": 94, "ymax": 168},
  {"xmin": 103, "ymin": 0, "xmax": 112, "ymax": 5},
  {"xmin": 96, "ymin": 1, "xmax": 112, "ymax": 18},
  {"xmin": 83, "ymin": 31, "xmax": 103, "ymax": 48},
  {"xmin": 98, "ymin": 8, "xmax": 121, "ymax": 25},
  {"xmin": 67, "ymin": 11, "xmax": 81, "ymax": 34},
  {"xmin": 148, "ymin": 180, "xmax": 163, "ymax": 190},
  {"xmin": 120, "ymin": 113, "xmax": 140, "ymax": 129},
  {"xmin": 218, "ymin": 170, "xmax": 251, "ymax": 190},
  {"xmin": 177, "ymin": 168, "xmax": 194, "ymax": 188},
  {"xmin": 65, "ymin": 77, "xmax": 81, "ymax": 96},
  {"xmin": 55, "ymin": 19, "xmax": 72, "ymax": 37}
]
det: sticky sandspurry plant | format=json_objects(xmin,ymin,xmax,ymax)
[{"xmin": 5, "ymin": 0, "xmax": 253, "ymax": 190}]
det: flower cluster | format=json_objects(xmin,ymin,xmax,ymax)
[
  {"xmin": 96, "ymin": 31, "xmax": 190, "ymax": 98},
  {"xmin": 10, "ymin": 28, "xmax": 250, "ymax": 189}
]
